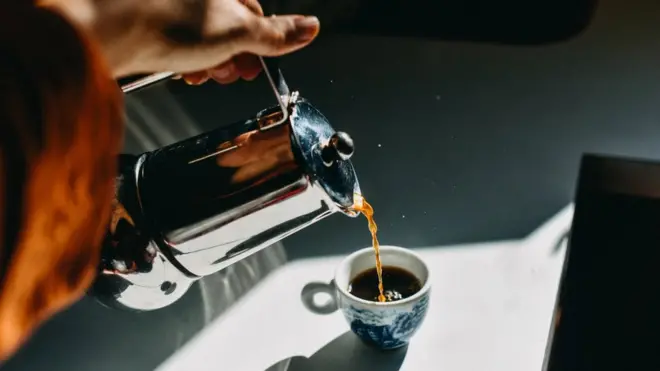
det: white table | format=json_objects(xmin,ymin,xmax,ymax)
[{"xmin": 156, "ymin": 204, "xmax": 573, "ymax": 371}]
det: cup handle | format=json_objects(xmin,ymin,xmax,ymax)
[{"xmin": 300, "ymin": 280, "xmax": 338, "ymax": 315}]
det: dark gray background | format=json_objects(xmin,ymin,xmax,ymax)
[
  {"xmin": 3, "ymin": 0, "xmax": 660, "ymax": 369},
  {"xmin": 179, "ymin": 0, "xmax": 658, "ymax": 260}
]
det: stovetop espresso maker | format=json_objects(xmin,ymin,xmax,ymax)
[{"xmin": 90, "ymin": 58, "xmax": 361, "ymax": 311}]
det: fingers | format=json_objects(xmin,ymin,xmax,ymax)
[
  {"xmin": 185, "ymin": 1, "xmax": 320, "ymax": 86},
  {"xmin": 182, "ymin": 70, "xmax": 211, "ymax": 85},
  {"xmin": 240, "ymin": 0, "xmax": 264, "ymax": 16},
  {"xmin": 204, "ymin": 1, "xmax": 263, "ymax": 84},
  {"xmin": 186, "ymin": 54, "xmax": 261, "ymax": 85},
  {"xmin": 232, "ymin": 53, "xmax": 262, "ymax": 80},
  {"xmin": 238, "ymin": 14, "xmax": 320, "ymax": 57},
  {"xmin": 208, "ymin": 60, "xmax": 240, "ymax": 84}
]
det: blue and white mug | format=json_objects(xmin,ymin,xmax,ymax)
[{"xmin": 301, "ymin": 246, "xmax": 431, "ymax": 350}]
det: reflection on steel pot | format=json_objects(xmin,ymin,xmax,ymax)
[{"xmin": 89, "ymin": 58, "xmax": 361, "ymax": 311}]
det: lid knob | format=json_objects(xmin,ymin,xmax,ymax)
[{"xmin": 321, "ymin": 132, "xmax": 355, "ymax": 167}]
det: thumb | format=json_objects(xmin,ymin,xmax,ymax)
[{"xmin": 239, "ymin": 15, "xmax": 320, "ymax": 57}]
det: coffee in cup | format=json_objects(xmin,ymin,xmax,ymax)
[{"xmin": 348, "ymin": 266, "xmax": 422, "ymax": 302}]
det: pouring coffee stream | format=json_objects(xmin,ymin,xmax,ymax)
[
  {"xmin": 90, "ymin": 58, "xmax": 380, "ymax": 311},
  {"xmin": 350, "ymin": 194, "xmax": 387, "ymax": 303}
]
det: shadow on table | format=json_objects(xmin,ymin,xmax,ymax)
[{"xmin": 264, "ymin": 331, "xmax": 408, "ymax": 371}]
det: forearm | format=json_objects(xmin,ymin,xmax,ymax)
[
  {"xmin": 38, "ymin": 0, "xmax": 186, "ymax": 78},
  {"xmin": 0, "ymin": 4, "xmax": 124, "ymax": 360}
]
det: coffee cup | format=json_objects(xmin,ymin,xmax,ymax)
[{"xmin": 301, "ymin": 245, "xmax": 431, "ymax": 350}]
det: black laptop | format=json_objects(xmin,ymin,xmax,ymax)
[{"xmin": 544, "ymin": 154, "xmax": 660, "ymax": 370}]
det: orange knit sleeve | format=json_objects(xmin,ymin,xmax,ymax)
[{"xmin": 0, "ymin": 3, "xmax": 124, "ymax": 360}]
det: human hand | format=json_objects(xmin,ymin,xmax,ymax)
[{"xmin": 43, "ymin": 0, "xmax": 320, "ymax": 82}]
